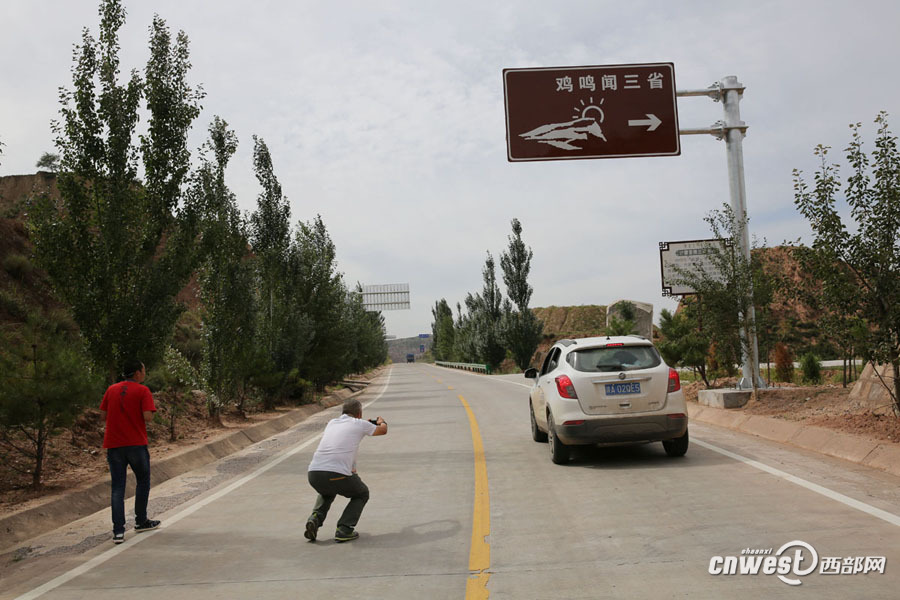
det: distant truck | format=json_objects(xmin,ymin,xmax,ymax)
[{"xmin": 406, "ymin": 353, "xmax": 415, "ymax": 363}]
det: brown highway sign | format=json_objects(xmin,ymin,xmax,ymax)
[{"xmin": 503, "ymin": 63, "xmax": 680, "ymax": 161}]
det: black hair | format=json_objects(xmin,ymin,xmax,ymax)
[{"xmin": 123, "ymin": 359, "xmax": 144, "ymax": 379}]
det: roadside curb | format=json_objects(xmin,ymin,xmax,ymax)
[
  {"xmin": 688, "ymin": 403, "xmax": 900, "ymax": 478},
  {"xmin": 0, "ymin": 373, "xmax": 381, "ymax": 553}
]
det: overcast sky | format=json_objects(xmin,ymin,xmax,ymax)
[{"xmin": 3, "ymin": 0, "xmax": 899, "ymax": 338}]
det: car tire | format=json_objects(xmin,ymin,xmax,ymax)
[
  {"xmin": 530, "ymin": 400, "xmax": 548, "ymax": 442},
  {"xmin": 547, "ymin": 412, "xmax": 570, "ymax": 464},
  {"xmin": 662, "ymin": 428, "xmax": 689, "ymax": 457}
]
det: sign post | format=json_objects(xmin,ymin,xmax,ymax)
[
  {"xmin": 503, "ymin": 63, "xmax": 680, "ymax": 161},
  {"xmin": 677, "ymin": 77, "xmax": 764, "ymax": 389},
  {"xmin": 504, "ymin": 64, "xmax": 764, "ymax": 389}
]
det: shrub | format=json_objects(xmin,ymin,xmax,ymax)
[
  {"xmin": 0, "ymin": 290, "xmax": 28, "ymax": 320},
  {"xmin": 800, "ymin": 352, "xmax": 822, "ymax": 384},
  {"xmin": 2, "ymin": 253, "xmax": 33, "ymax": 281},
  {"xmin": 774, "ymin": 343, "xmax": 794, "ymax": 383}
]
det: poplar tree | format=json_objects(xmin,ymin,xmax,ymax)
[
  {"xmin": 28, "ymin": 0, "xmax": 204, "ymax": 381},
  {"xmin": 292, "ymin": 216, "xmax": 344, "ymax": 389},
  {"xmin": 192, "ymin": 118, "xmax": 256, "ymax": 418},
  {"xmin": 247, "ymin": 137, "xmax": 310, "ymax": 404},
  {"xmin": 499, "ymin": 218, "xmax": 542, "ymax": 370},
  {"xmin": 431, "ymin": 299, "xmax": 455, "ymax": 361},
  {"xmin": 475, "ymin": 253, "xmax": 505, "ymax": 370}
]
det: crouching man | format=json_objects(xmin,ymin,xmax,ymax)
[{"xmin": 305, "ymin": 398, "xmax": 388, "ymax": 543}]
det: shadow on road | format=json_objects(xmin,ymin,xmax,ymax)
[
  {"xmin": 565, "ymin": 441, "xmax": 730, "ymax": 470},
  {"xmin": 323, "ymin": 519, "xmax": 463, "ymax": 548}
]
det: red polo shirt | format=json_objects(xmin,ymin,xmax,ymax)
[{"xmin": 100, "ymin": 380, "xmax": 156, "ymax": 448}]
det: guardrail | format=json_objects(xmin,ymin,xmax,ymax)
[{"xmin": 435, "ymin": 361, "xmax": 492, "ymax": 374}]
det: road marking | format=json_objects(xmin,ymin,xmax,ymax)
[
  {"xmin": 693, "ymin": 438, "xmax": 900, "ymax": 527},
  {"xmin": 426, "ymin": 364, "xmax": 531, "ymax": 389},
  {"xmin": 14, "ymin": 368, "xmax": 394, "ymax": 600},
  {"xmin": 459, "ymin": 395, "xmax": 491, "ymax": 599}
]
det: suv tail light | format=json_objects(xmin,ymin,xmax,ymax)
[
  {"xmin": 555, "ymin": 375, "xmax": 578, "ymax": 399},
  {"xmin": 667, "ymin": 368, "xmax": 681, "ymax": 393}
]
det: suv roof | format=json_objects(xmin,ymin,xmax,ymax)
[{"xmin": 553, "ymin": 335, "xmax": 653, "ymax": 351}]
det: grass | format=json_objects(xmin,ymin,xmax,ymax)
[
  {"xmin": 679, "ymin": 366, "xmax": 861, "ymax": 387},
  {"xmin": 2, "ymin": 253, "xmax": 33, "ymax": 281},
  {"xmin": 0, "ymin": 289, "xmax": 28, "ymax": 320}
]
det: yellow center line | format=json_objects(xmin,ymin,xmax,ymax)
[{"xmin": 459, "ymin": 395, "xmax": 491, "ymax": 599}]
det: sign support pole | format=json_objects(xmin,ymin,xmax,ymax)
[{"xmin": 677, "ymin": 76, "xmax": 765, "ymax": 390}]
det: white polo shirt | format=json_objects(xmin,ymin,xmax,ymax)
[{"xmin": 308, "ymin": 414, "xmax": 377, "ymax": 476}]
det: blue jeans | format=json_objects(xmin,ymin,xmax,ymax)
[{"xmin": 107, "ymin": 445, "xmax": 151, "ymax": 534}]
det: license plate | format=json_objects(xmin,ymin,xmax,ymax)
[{"xmin": 605, "ymin": 382, "xmax": 641, "ymax": 395}]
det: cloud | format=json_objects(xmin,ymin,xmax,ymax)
[{"xmin": 2, "ymin": 0, "xmax": 899, "ymax": 338}]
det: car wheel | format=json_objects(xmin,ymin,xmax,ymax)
[
  {"xmin": 547, "ymin": 412, "xmax": 570, "ymax": 464},
  {"xmin": 662, "ymin": 428, "xmax": 689, "ymax": 457},
  {"xmin": 530, "ymin": 400, "xmax": 548, "ymax": 442}
]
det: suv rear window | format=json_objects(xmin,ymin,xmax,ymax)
[{"xmin": 567, "ymin": 345, "xmax": 661, "ymax": 372}]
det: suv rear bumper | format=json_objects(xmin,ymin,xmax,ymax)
[{"xmin": 556, "ymin": 413, "xmax": 687, "ymax": 445}]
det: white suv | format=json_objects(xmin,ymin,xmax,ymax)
[{"xmin": 525, "ymin": 335, "xmax": 688, "ymax": 464}]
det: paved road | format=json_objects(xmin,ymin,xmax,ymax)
[{"xmin": 6, "ymin": 364, "xmax": 900, "ymax": 599}]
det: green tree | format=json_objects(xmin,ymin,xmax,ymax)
[
  {"xmin": 147, "ymin": 346, "xmax": 200, "ymax": 442},
  {"xmin": 453, "ymin": 301, "xmax": 478, "ymax": 363},
  {"xmin": 670, "ymin": 206, "xmax": 772, "ymax": 397},
  {"xmin": 249, "ymin": 136, "xmax": 292, "ymax": 360},
  {"xmin": 35, "ymin": 152, "xmax": 60, "ymax": 172},
  {"xmin": 28, "ymin": 0, "xmax": 205, "ymax": 382},
  {"xmin": 290, "ymin": 216, "xmax": 343, "ymax": 390},
  {"xmin": 0, "ymin": 315, "xmax": 101, "ymax": 488},
  {"xmin": 657, "ymin": 305, "xmax": 711, "ymax": 386},
  {"xmin": 250, "ymin": 136, "xmax": 320, "ymax": 409},
  {"xmin": 191, "ymin": 117, "xmax": 256, "ymax": 419},
  {"xmin": 431, "ymin": 299, "xmax": 455, "ymax": 361},
  {"xmin": 345, "ymin": 286, "xmax": 388, "ymax": 374},
  {"xmin": 791, "ymin": 245, "xmax": 863, "ymax": 386},
  {"xmin": 793, "ymin": 112, "xmax": 900, "ymax": 413},
  {"xmin": 606, "ymin": 302, "xmax": 639, "ymax": 336},
  {"xmin": 499, "ymin": 218, "xmax": 543, "ymax": 370},
  {"xmin": 799, "ymin": 352, "xmax": 822, "ymax": 384},
  {"xmin": 473, "ymin": 253, "xmax": 505, "ymax": 370}
]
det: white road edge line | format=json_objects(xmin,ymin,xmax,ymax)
[
  {"xmin": 425, "ymin": 365, "xmax": 900, "ymax": 526},
  {"xmin": 692, "ymin": 437, "xmax": 900, "ymax": 527},
  {"xmin": 426, "ymin": 364, "xmax": 531, "ymax": 389},
  {"xmin": 14, "ymin": 367, "xmax": 394, "ymax": 600}
]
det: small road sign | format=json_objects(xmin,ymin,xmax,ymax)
[
  {"xmin": 659, "ymin": 238, "xmax": 730, "ymax": 296},
  {"xmin": 503, "ymin": 63, "xmax": 680, "ymax": 161}
]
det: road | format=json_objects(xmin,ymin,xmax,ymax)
[{"xmin": 5, "ymin": 364, "xmax": 900, "ymax": 599}]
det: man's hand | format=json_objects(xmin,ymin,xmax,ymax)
[{"xmin": 373, "ymin": 417, "xmax": 388, "ymax": 436}]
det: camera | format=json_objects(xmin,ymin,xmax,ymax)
[{"xmin": 368, "ymin": 419, "xmax": 378, "ymax": 425}]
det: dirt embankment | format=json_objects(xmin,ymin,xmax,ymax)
[
  {"xmin": 530, "ymin": 305, "xmax": 608, "ymax": 363},
  {"xmin": 682, "ymin": 378, "xmax": 900, "ymax": 444},
  {"xmin": 0, "ymin": 369, "xmax": 382, "ymax": 518}
]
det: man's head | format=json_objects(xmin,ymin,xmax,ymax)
[
  {"xmin": 123, "ymin": 359, "xmax": 145, "ymax": 383},
  {"xmin": 342, "ymin": 398, "xmax": 362, "ymax": 419}
]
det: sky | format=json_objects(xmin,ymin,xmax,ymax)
[{"xmin": 2, "ymin": 0, "xmax": 899, "ymax": 338}]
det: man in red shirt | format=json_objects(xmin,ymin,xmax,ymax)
[{"xmin": 100, "ymin": 359, "xmax": 160, "ymax": 544}]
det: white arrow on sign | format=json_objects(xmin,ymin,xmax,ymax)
[{"xmin": 627, "ymin": 114, "xmax": 662, "ymax": 132}]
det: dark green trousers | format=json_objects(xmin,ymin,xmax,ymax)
[{"xmin": 308, "ymin": 471, "xmax": 370, "ymax": 533}]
